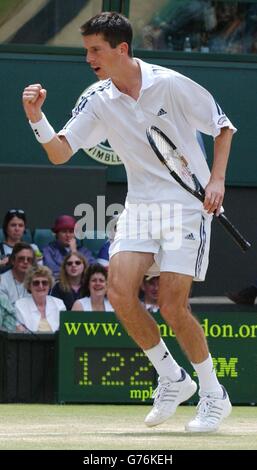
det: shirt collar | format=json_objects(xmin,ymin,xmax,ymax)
[{"xmin": 108, "ymin": 58, "xmax": 154, "ymax": 100}]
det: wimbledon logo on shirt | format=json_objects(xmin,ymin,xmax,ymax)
[{"xmin": 76, "ymin": 85, "xmax": 123, "ymax": 166}]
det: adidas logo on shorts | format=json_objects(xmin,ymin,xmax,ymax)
[{"xmin": 185, "ymin": 233, "xmax": 195, "ymax": 240}]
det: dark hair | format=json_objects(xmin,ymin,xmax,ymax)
[
  {"xmin": 10, "ymin": 242, "xmax": 35, "ymax": 263},
  {"xmin": 2, "ymin": 209, "xmax": 26, "ymax": 238},
  {"xmin": 80, "ymin": 12, "xmax": 133, "ymax": 57},
  {"xmin": 81, "ymin": 263, "xmax": 108, "ymax": 297}
]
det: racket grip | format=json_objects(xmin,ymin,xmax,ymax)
[{"xmin": 217, "ymin": 213, "xmax": 251, "ymax": 252}]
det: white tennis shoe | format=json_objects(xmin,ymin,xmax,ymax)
[
  {"xmin": 185, "ymin": 386, "xmax": 232, "ymax": 433},
  {"xmin": 144, "ymin": 369, "xmax": 197, "ymax": 427}
]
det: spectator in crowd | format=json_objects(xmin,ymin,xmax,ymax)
[
  {"xmin": 0, "ymin": 242, "xmax": 35, "ymax": 331},
  {"xmin": 141, "ymin": 17, "xmax": 166, "ymax": 50},
  {"xmin": 0, "ymin": 209, "xmax": 42, "ymax": 273},
  {"xmin": 141, "ymin": 275, "xmax": 160, "ymax": 314},
  {"xmin": 43, "ymin": 215, "xmax": 95, "ymax": 279},
  {"xmin": 97, "ymin": 215, "xmax": 119, "ymax": 268},
  {"xmin": 0, "ymin": 295, "xmax": 17, "ymax": 331},
  {"xmin": 97, "ymin": 239, "xmax": 110, "ymax": 268},
  {"xmin": 15, "ymin": 265, "xmax": 65, "ymax": 333},
  {"xmin": 72, "ymin": 263, "xmax": 114, "ymax": 312},
  {"xmin": 227, "ymin": 279, "xmax": 257, "ymax": 305},
  {"xmin": 51, "ymin": 252, "xmax": 88, "ymax": 309}
]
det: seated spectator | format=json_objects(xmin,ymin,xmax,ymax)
[
  {"xmin": 97, "ymin": 215, "xmax": 119, "ymax": 268},
  {"xmin": 0, "ymin": 295, "xmax": 17, "ymax": 332},
  {"xmin": 227, "ymin": 280, "xmax": 257, "ymax": 306},
  {"xmin": 0, "ymin": 242, "xmax": 35, "ymax": 304},
  {"xmin": 97, "ymin": 239, "xmax": 110, "ymax": 268},
  {"xmin": 43, "ymin": 215, "xmax": 95, "ymax": 279},
  {"xmin": 72, "ymin": 263, "xmax": 114, "ymax": 312},
  {"xmin": 15, "ymin": 265, "xmax": 66, "ymax": 333},
  {"xmin": 0, "ymin": 242, "xmax": 35, "ymax": 331},
  {"xmin": 141, "ymin": 275, "xmax": 160, "ymax": 313},
  {"xmin": 51, "ymin": 253, "xmax": 88, "ymax": 310},
  {"xmin": 0, "ymin": 208, "xmax": 42, "ymax": 273}
]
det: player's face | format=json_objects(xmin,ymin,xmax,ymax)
[{"xmin": 83, "ymin": 34, "xmax": 125, "ymax": 80}]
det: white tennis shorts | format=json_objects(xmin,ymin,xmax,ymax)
[{"xmin": 109, "ymin": 202, "xmax": 212, "ymax": 281}]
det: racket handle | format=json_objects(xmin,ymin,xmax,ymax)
[{"xmin": 217, "ymin": 213, "xmax": 251, "ymax": 252}]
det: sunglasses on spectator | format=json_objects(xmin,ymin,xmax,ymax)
[
  {"xmin": 17, "ymin": 256, "xmax": 33, "ymax": 263},
  {"xmin": 66, "ymin": 260, "xmax": 82, "ymax": 266},
  {"xmin": 8, "ymin": 209, "xmax": 25, "ymax": 215},
  {"xmin": 31, "ymin": 280, "xmax": 49, "ymax": 287}
]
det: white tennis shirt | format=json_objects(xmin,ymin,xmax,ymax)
[{"xmin": 59, "ymin": 59, "xmax": 236, "ymax": 211}]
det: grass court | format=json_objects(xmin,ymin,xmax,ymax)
[{"xmin": 0, "ymin": 404, "xmax": 256, "ymax": 450}]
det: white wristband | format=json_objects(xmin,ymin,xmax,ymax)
[{"xmin": 29, "ymin": 113, "xmax": 56, "ymax": 144}]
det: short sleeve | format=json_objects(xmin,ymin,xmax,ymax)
[
  {"xmin": 172, "ymin": 73, "xmax": 237, "ymax": 138},
  {"xmin": 58, "ymin": 96, "xmax": 107, "ymax": 154}
]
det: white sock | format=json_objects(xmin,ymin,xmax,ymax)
[
  {"xmin": 144, "ymin": 339, "xmax": 182, "ymax": 381},
  {"xmin": 192, "ymin": 354, "xmax": 223, "ymax": 397}
]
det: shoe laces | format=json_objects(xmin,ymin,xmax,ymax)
[
  {"xmin": 196, "ymin": 396, "xmax": 215, "ymax": 417},
  {"xmin": 152, "ymin": 379, "xmax": 174, "ymax": 406},
  {"xmin": 195, "ymin": 396, "xmax": 222, "ymax": 425}
]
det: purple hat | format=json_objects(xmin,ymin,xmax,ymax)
[{"xmin": 52, "ymin": 215, "xmax": 76, "ymax": 233}]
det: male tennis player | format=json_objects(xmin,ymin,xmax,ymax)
[{"xmin": 22, "ymin": 12, "xmax": 236, "ymax": 432}]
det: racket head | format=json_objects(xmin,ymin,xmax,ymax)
[
  {"xmin": 146, "ymin": 126, "xmax": 201, "ymax": 196},
  {"xmin": 146, "ymin": 127, "xmax": 251, "ymax": 253}
]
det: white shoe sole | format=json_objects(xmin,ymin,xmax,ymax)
[
  {"xmin": 145, "ymin": 378, "xmax": 197, "ymax": 427},
  {"xmin": 185, "ymin": 399, "xmax": 232, "ymax": 433}
]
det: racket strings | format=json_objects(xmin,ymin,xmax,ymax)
[{"xmin": 153, "ymin": 132, "xmax": 195, "ymax": 190}]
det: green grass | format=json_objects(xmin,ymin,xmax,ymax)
[{"xmin": 0, "ymin": 404, "xmax": 256, "ymax": 450}]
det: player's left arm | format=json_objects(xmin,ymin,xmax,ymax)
[{"xmin": 204, "ymin": 127, "xmax": 234, "ymax": 215}]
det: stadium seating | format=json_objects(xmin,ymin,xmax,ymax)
[
  {"xmin": 33, "ymin": 229, "xmax": 55, "ymax": 250},
  {"xmin": 0, "ymin": 227, "xmax": 108, "ymax": 256},
  {"xmin": 82, "ymin": 231, "xmax": 107, "ymax": 257},
  {"xmin": 22, "ymin": 229, "xmax": 32, "ymax": 244}
]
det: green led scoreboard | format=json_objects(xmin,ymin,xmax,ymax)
[{"xmin": 58, "ymin": 309, "xmax": 257, "ymax": 404}]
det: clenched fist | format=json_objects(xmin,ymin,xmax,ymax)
[{"xmin": 22, "ymin": 83, "xmax": 47, "ymax": 122}]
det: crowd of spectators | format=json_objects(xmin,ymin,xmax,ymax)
[
  {"xmin": 138, "ymin": 1, "xmax": 257, "ymax": 54},
  {"xmin": 0, "ymin": 209, "xmax": 161, "ymax": 333},
  {"xmin": 1, "ymin": 203, "xmax": 254, "ymax": 335}
]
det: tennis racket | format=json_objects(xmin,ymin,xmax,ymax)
[{"xmin": 146, "ymin": 125, "xmax": 251, "ymax": 252}]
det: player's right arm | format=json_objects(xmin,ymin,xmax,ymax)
[{"xmin": 22, "ymin": 84, "xmax": 73, "ymax": 165}]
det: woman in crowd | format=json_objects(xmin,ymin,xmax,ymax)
[
  {"xmin": 15, "ymin": 265, "xmax": 66, "ymax": 332},
  {"xmin": 51, "ymin": 252, "xmax": 88, "ymax": 309},
  {"xmin": 42, "ymin": 215, "xmax": 95, "ymax": 279},
  {"xmin": 72, "ymin": 263, "xmax": 114, "ymax": 312},
  {"xmin": 0, "ymin": 208, "xmax": 42, "ymax": 273}
]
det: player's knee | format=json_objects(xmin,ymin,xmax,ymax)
[
  {"xmin": 108, "ymin": 284, "xmax": 127, "ymax": 310},
  {"xmin": 159, "ymin": 300, "xmax": 189, "ymax": 330},
  {"xmin": 108, "ymin": 284, "xmax": 138, "ymax": 311},
  {"xmin": 107, "ymin": 285, "xmax": 119, "ymax": 309}
]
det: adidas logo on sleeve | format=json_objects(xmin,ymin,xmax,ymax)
[{"xmin": 157, "ymin": 108, "xmax": 167, "ymax": 116}]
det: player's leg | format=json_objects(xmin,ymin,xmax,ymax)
[
  {"xmin": 159, "ymin": 272, "xmax": 208, "ymax": 363},
  {"xmin": 108, "ymin": 252, "xmax": 196, "ymax": 426},
  {"xmin": 159, "ymin": 271, "xmax": 231, "ymax": 432},
  {"xmin": 108, "ymin": 251, "xmax": 159, "ymax": 349}
]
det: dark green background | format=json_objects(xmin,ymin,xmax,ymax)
[
  {"xmin": 0, "ymin": 47, "xmax": 256, "ymax": 185},
  {"xmin": 58, "ymin": 309, "xmax": 257, "ymax": 404}
]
